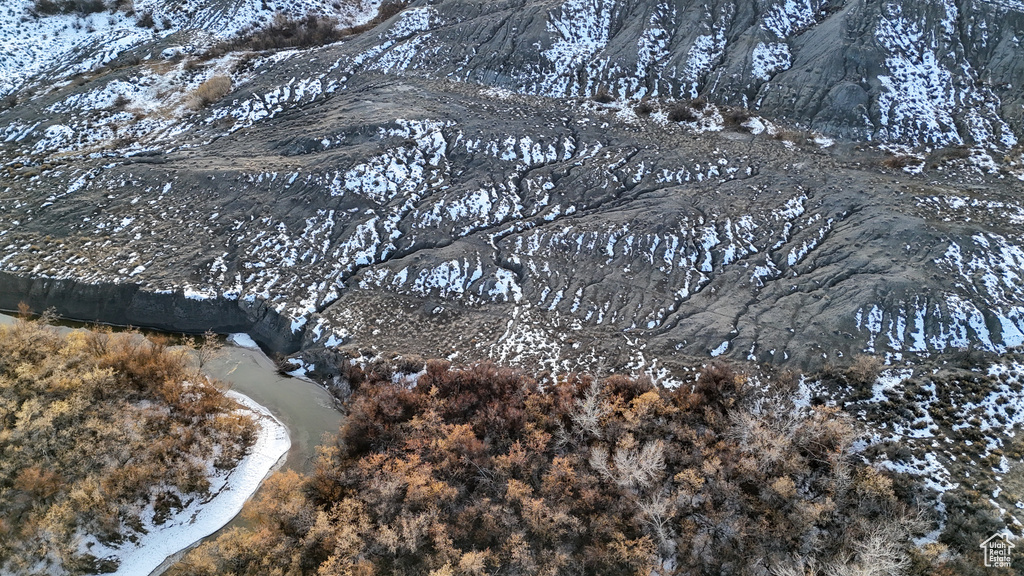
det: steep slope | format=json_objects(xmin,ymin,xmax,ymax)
[
  {"xmin": 5, "ymin": 0, "xmax": 1023, "ymax": 151},
  {"xmin": 0, "ymin": 0, "xmax": 1023, "ymax": 373},
  {"xmin": 327, "ymin": 0, "xmax": 1024, "ymax": 147},
  {"xmin": 0, "ymin": 0, "xmax": 381, "ymax": 97}
]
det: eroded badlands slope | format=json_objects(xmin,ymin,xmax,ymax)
[{"xmin": 1, "ymin": 0, "xmax": 1023, "ymax": 373}]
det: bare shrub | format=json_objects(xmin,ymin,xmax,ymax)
[
  {"xmin": 634, "ymin": 101, "xmax": 653, "ymax": 116},
  {"xmin": 929, "ymin": 146, "xmax": 971, "ymax": 162},
  {"xmin": 772, "ymin": 513, "xmax": 922, "ymax": 576},
  {"xmin": 880, "ymin": 154, "xmax": 923, "ymax": 170},
  {"xmin": 182, "ymin": 357, "xmax": 965, "ymax": 576},
  {"xmin": 668, "ymin": 103, "xmax": 696, "ymax": 122},
  {"xmin": 392, "ymin": 354, "xmax": 425, "ymax": 375},
  {"xmin": 136, "ymin": 11, "xmax": 154, "ymax": 28},
  {"xmin": 880, "ymin": 155, "xmax": 910, "ymax": 169},
  {"xmin": 0, "ymin": 314, "xmax": 254, "ymax": 574},
  {"xmin": 206, "ymin": 0, "xmax": 407, "ymax": 60},
  {"xmin": 571, "ymin": 379, "xmax": 607, "ymax": 438},
  {"xmin": 773, "ymin": 129, "xmax": 808, "ymax": 145},
  {"xmin": 111, "ymin": 93, "xmax": 130, "ymax": 110},
  {"xmin": 342, "ymin": 0, "xmax": 407, "ymax": 35},
  {"xmin": 1004, "ymin": 144, "xmax": 1024, "ymax": 165},
  {"xmin": 32, "ymin": 0, "xmax": 62, "ymax": 14},
  {"xmin": 592, "ymin": 88, "xmax": 614, "ymax": 103},
  {"xmin": 376, "ymin": 0, "xmax": 407, "ymax": 21},
  {"xmin": 926, "ymin": 146, "xmax": 971, "ymax": 169},
  {"xmin": 227, "ymin": 14, "xmax": 345, "ymax": 52},
  {"xmin": 181, "ymin": 329, "xmax": 223, "ymax": 378},
  {"xmin": 723, "ymin": 106, "xmax": 752, "ymax": 129},
  {"xmin": 694, "ymin": 362, "xmax": 742, "ymax": 411},
  {"xmin": 32, "ymin": 0, "xmax": 108, "ymax": 15},
  {"xmin": 604, "ymin": 435, "xmax": 666, "ymax": 489},
  {"xmin": 846, "ymin": 354, "xmax": 882, "ymax": 386}
]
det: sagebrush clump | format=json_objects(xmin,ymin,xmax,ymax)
[
  {"xmin": 190, "ymin": 75, "xmax": 232, "ymax": 110},
  {"xmin": 205, "ymin": 1, "xmax": 409, "ymax": 59},
  {"xmin": 668, "ymin": 102, "xmax": 696, "ymax": 122},
  {"xmin": 223, "ymin": 14, "xmax": 346, "ymax": 52},
  {"xmin": 32, "ymin": 0, "xmax": 108, "ymax": 16}
]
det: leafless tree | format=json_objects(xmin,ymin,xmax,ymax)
[{"xmin": 571, "ymin": 380, "xmax": 606, "ymax": 439}]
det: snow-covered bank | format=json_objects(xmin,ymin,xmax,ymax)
[
  {"xmin": 228, "ymin": 332, "xmax": 261, "ymax": 350},
  {"xmin": 87, "ymin": 391, "xmax": 290, "ymax": 576}
]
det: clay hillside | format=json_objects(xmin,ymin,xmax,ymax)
[{"xmin": 0, "ymin": 0, "xmax": 1022, "ymax": 375}]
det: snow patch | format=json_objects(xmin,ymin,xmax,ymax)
[{"xmin": 228, "ymin": 333, "xmax": 260, "ymax": 350}]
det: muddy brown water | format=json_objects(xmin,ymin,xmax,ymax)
[{"xmin": 203, "ymin": 343, "xmax": 342, "ymax": 474}]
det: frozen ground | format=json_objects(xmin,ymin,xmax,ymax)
[
  {"xmin": 0, "ymin": 0, "xmax": 382, "ymax": 97},
  {"xmin": 802, "ymin": 358, "xmax": 1024, "ymax": 536},
  {"xmin": 0, "ymin": 0, "xmax": 1023, "ymax": 372}
]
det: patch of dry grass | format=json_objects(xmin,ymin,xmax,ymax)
[{"xmin": 191, "ymin": 75, "xmax": 232, "ymax": 110}]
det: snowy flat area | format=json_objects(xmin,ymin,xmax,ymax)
[{"xmin": 87, "ymin": 390, "xmax": 290, "ymax": 576}]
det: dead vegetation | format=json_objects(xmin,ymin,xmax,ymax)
[
  {"xmin": 772, "ymin": 129, "xmax": 810, "ymax": 145},
  {"xmin": 881, "ymin": 153, "xmax": 924, "ymax": 170},
  {"xmin": 31, "ymin": 0, "xmax": 109, "ymax": 16},
  {"xmin": 173, "ymin": 360, "xmax": 986, "ymax": 575},
  {"xmin": 206, "ymin": 0, "xmax": 409, "ymax": 57},
  {"xmin": 0, "ymin": 306, "xmax": 255, "ymax": 575},
  {"xmin": 846, "ymin": 353, "xmax": 883, "ymax": 386},
  {"xmin": 226, "ymin": 14, "xmax": 347, "ymax": 52},
  {"xmin": 191, "ymin": 75, "xmax": 232, "ymax": 109},
  {"xmin": 592, "ymin": 87, "xmax": 614, "ymax": 103},
  {"xmin": 722, "ymin": 106, "xmax": 752, "ymax": 130},
  {"xmin": 667, "ymin": 102, "xmax": 696, "ymax": 122},
  {"xmin": 634, "ymin": 100, "xmax": 654, "ymax": 116}
]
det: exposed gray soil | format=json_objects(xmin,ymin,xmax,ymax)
[{"xmin": 1, "ymin": 0, "xmax": 1023, "ymax": 377}]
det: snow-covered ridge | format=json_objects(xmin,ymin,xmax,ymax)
[
  {"xmin": 5, "ymin": 87, "xmax": 1023, "ymax": 365},
  {"xmin": 0, "ymin": 4, "xmax": 148, "ymax": 97},
  {"xmin": 5, "ymin": 0, "xmax": 1023, "ymax": 167},
  {"xmin": 356, "ymin": 189, "xmax": 832, "ymax": 338},
  {"xmin": 874, "ymin": 1, "xmax": 1017, "ymax": 147},
  {"xmin": 850, "ymin": 225, "xmax": 1024, "ymax": 363},
  {"xmin": 3, "ymin": 0, "xmax": 1023, "ymax": 156},
  {"xmin": 3, "ymin": 0, "xmax": 1024, "ymax": 368}
]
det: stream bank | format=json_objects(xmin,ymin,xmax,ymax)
[{"xmin": 0, "ymin": 313, "xmax": 343, "ymax": 575}]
